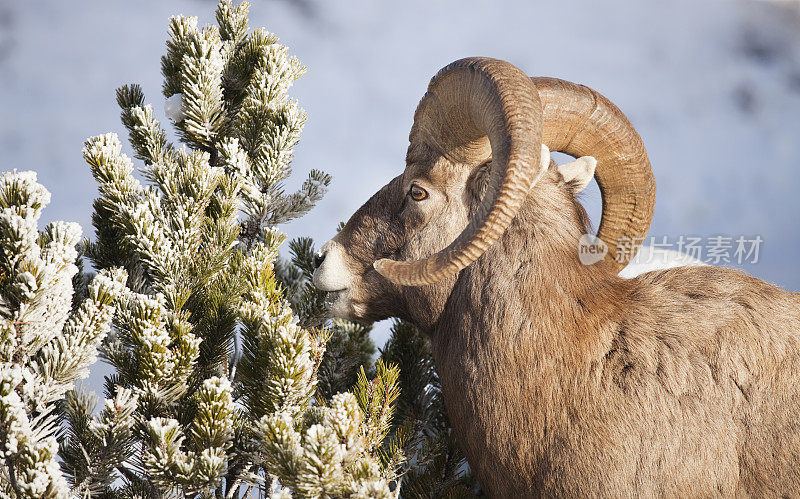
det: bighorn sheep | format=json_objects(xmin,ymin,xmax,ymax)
[{"xmin": 312, "ymin": 58, "xmax": 800, "ymax": 496}]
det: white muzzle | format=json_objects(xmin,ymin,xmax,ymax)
[{"xmin": 312, "ymin": 240, "xmax": 354, "ymax": 292}]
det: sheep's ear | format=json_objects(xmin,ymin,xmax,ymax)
[{"xmin": 557, "ymin": 156, "xmax": 597, "ymax": 193}]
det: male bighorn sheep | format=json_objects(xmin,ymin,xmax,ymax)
[{"xmin": 312, "ymin": 57, "xmax": 800, "ymax": 496}]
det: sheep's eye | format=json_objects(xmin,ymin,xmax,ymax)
[{"xmin": 409, "ymin": 185, "xmax": 428, "ymax": 201}]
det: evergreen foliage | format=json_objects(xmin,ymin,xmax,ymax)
[
  {"xmin": 0, "ymin": 171, "xmax": 125, "ymax": 498},
  {"xmin": 0, "ymin": 1, "xmax": 404, "ymax": 497},
  {"xmin": 317, "ymin": 320, "xmax": 376, "ymax": 402}
]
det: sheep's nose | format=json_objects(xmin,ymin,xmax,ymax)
[{"xmin": 313, "ymin": 250, "xmax": 326, "ymax": 269}]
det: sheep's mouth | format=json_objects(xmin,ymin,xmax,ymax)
[{"xmin": 324, "ymin": 289, "xmax": 359, "ymax": 320}]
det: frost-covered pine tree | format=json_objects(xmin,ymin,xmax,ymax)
[
  {"xmin": 51, "ymin": 1, "xmax": 404, "ymax": 497},
  {"xmin": 0, "ymin": 171, "xmax": 126, "ymax": 498}
]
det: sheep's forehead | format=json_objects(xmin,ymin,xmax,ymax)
[
  {"xmin": 404, "ymin": 161, "xmax": 460, "ymax": 185},
  {"xmin": 404, "ymin": 142, "xmax": 483, "ymax": 190}
]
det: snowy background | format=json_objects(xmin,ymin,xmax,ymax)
[{"xmin": 1, "ymin": 0, "xmax": 799, "ymax": 386}]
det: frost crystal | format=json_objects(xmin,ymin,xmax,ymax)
[{"xmin": 164, "ymin": 93, "xmax": 185, "ymax": 121}]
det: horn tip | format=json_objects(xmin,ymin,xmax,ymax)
[
  {"xmin": 373, "ymin": 259, "xmax": 390, "ymax": 275},
  {"xmin": 375, "ymin": 258, "xmax": 434, "ymax": 287},
  {"xmin": 374, "ymin": 258, "xmax": 405, "ymax": 282},
  {"xmin": 374, "ymin": 258, "xmax": 412, "ymax": 287}
]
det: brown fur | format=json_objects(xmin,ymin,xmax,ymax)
[{"xmin": 323, "ymin": 144, "xmax": 800, "ymax": 497}]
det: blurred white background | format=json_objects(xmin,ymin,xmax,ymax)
[{"xmin": 1, "ymin": 0, "xmax": 799, "ymax": 357}]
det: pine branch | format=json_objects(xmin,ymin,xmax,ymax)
[{"xmin": 117, "ymin": 84, "xmax": 175, "ymax": 167}]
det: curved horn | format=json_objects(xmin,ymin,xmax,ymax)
[
  {"xmin": 374, "ymin": 57, "xmax": 543, "ymax": 286},
  {"xmin": 531, "ymin": 77, "xmax": 656, "ymax": 271}
]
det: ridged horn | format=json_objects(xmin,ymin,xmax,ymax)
[
  {"xmin": 531, "ymin": 77, "xmax": 656, "ymax": 271},
  {"xmin": 374, "ymin": 57, "xmax": 543, "ymax": 286}
]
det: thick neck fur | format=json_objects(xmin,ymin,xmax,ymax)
[{"xmin": 418, "ymin": 176, "xmax": 633, "ymax": 494}]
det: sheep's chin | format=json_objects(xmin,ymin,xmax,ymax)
[{"xmin": 324, "ymin": 289, "xmax": 353, "ymax": 319}]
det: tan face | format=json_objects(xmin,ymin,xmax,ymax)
[{"xmin": 312, "ymin": 145, "xmax": 476, "ymax": 324}]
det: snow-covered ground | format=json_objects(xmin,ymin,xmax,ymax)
[{"xmin": 1, "ymin": 0, "xmax": 799, "ymax": 390}]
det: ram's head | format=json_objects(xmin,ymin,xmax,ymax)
[{"xmin": 313, "ymin": 58, "xmax": 655, "ymax": 325}]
